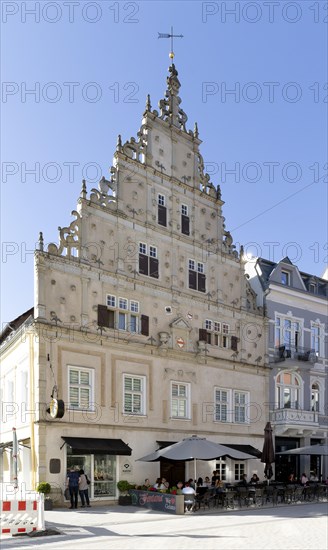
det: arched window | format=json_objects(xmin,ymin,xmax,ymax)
[
  {"xmin": 311, "ymin": 383, "xmax": 320, "ymax": 412},
  {"xmin": 276, "ymin": 371, "xmax": 301, "ymax": 409}
]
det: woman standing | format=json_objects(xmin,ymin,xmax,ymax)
[{"xmin": 79, "ymin": 469, "xmax": 91, "ymax": 508}]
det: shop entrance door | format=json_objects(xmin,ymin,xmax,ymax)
[{"xmin": 160, "ymin": 459, "xmax": 185, "ymax": 487}]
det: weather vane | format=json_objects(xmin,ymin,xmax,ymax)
[{"xmin": 158, "ymin": 26, "xmax": 183, "ymax": 59}]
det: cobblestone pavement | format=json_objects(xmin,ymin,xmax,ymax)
[{"xmin": 1, "ymin": 502, "xmax": 327, "ymax": 550}]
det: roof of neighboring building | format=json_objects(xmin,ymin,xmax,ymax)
[
  {"xmin": 0, "ymin": 307, "xmax": 34, "ymax": 346},
  {"xmin": 255, "ymin": 257, "xmax": 328, "ymax": 298}
]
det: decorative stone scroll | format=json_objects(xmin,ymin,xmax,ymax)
[
  {"xmin": 121, "ymin": 125, "xmax": 148, "ymax": 163},
  {"xmin": 47, "ymin": 210, "xmax": 81, "ymax": 258},
  {"xmin": 90, "ymin": 170, "xmax": 117, "ymax": 208}
]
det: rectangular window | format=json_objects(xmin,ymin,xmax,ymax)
[
  {"xmin": 123, "ymin": 375, "xmax": 145, "ymax": 415},
  {"xmin": 311, "ymin": 323, "xmax": 322, "ymax": 356},
  {"xmin": 181, "ymin": 204, "xmax": 190, "ymax": 235},
  {"xmin": 158, "ymin": 195, "xmax": 167, "ymax": 226},
  {"xmin": 309, "ymin": 284, "xmax": 316, "ymax": 294},
  {"xmin": 118, "ymin": 312, "xmax": 126, "ymax": 330},
  {"xmin": 139, "ymin": 243, "xmax": 159, "ymax": 279},
  {"xmin": 130, "ymin": 315, "xmax": 138, "ymax": 333},
  {"xmin": 234, "ymin": 391, "xmax": 248, "ymax": 423},
  {"xmin": 275, "ymin": 315, "xmax": 303, "ymax": 351},
  {"xmin": 171, "ymin": 382, "xmax": 190, "ymax": 419},
  {"xmin": 215, "ymin": 389, "xmax": 229, "ymax": 422},
  {"xmin": 234, "ymin": 463, "xmax": 245, "ymax": 481},
  {"xmin": 118, "ymin": 297, "xmax": 128, "ymax": 310},
  {"xmin": 215, "ymin": 460, "xmax": 227, "ymax": 481},
  {"xmin": 214, "ymin": 322, "xmax": 221, "ymax": 333},
  {"xmin": 205, "ymin": 319, "xmax": 212, "ymax": 330},
  {"xmin": 130, "ymin": 300, "xmax": 139, "ymax": 313},
  {"xmin": 281, "ymin": 271, "xmax": 290, "ymax": 285},
  {"xmin": 188, "ymin": 259, "xmax": 206, "ymax": 292},
  {"xmin": 68, "ymin": 367, "xmax": 93, "ymax": 410},
  {"xmin": 107, "ymin": 295, "xmax": 116, "ymax": 308}
]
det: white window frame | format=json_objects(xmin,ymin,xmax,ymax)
[
  {"xmin": 181, "ymin": 204, "xmax": 188, "ymax": 216},
  {"xmin": 118, "ymin": 297, "xmax": 128, "ymax": 310},
  {"xmin": 205, "ymin": 319, "xmax": 212, "ymax": 330},
  {"xmin": 233, "ymin": 390, "xmax": 249, "ymax": 424},
  {"xmin": 149, "ymin": 245, "xmax": 157, "ymax": 258},
  {"xmin": 311, "ymin": 321, "xmax": 323, "ymax": 357},
  {"xmin": 130, "ymin": 300, "xmax": 139, "ymax": 313},
  {"xmin": 158, "ymin": 193, "xmax": 165, "ymax": 206},
  {"xmin": 275, "ymin": 314, "xmax": 303, "ymax": 349},
  {"xmin": 234, "ymin": 463, "xmax": 245, "ymax": 481},
  {"xmin": 139, "ymin": 242, "xmax": 147, "ymax": 255},
  {"xmin": 275, "ymin": 370, "xmax": 303, "ymax": 410},
  {"xmin": 107, "ymin": 294, "xmax": 116, "ymax": 308},
  {"xmin": 68, "ymin": 366, "xmax": 94, "ymax": 411},
  {"xmin": 215, "ymin": 459, "xmax": 227, "ymax": 481},
  {"xmin": 214, "ymin": 387, "xmax": 231, "ymax": 422},
  {"xmin": 197, "ymin": 262, "xmax": 204, "ymax": 273},
  {"xmin": 189, "ymin": 259, "xmax": 195, "ymax": 271},
  {"xmin": 123, "ymin": 374, "xmax": 146, "ymax": 415},
  {"xmin": 171, "ymin": 381, "xmax": 191, "ymax": 419}
]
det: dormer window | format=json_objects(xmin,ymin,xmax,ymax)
[
  {"xmin": 281, "ymin": 271, "xmax": 290, "ymax": 286},
  {"xmin": 181, "ymin": 204, "xmax": 190, "ymax": 235},
  {"xmin": 157, "ymin": 194, "xmax": 167, "ymax": 227},
  {"xmin": 309, "ymin": 283, "xmax": 316, "ymax": 294}
]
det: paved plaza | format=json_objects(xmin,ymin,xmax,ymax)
[{"xmin": 1, "ymin": 501, "xmax": 327, "ymax": 550}]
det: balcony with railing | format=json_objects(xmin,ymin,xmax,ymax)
[{"xmin": 273, "ymin": 345, "xmax": 316, "ymax": 364}]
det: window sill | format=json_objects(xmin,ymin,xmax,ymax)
[{"xmin": 170, "ymin": 416, "xmax": 191, "ymax": 421}]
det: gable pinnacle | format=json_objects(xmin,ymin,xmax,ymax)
[
  {"xmin": 80, "ymin": 179, "xmax": 87, "ymax": 199},
  {"xmin": 116, "ymin": 134, "xmax": 122, "ymax": 152},
  {"xmin": 194, "ymin": 122, "xmax": 199, "ymax": 139},
  {"xmin": 144, "ymin": 94, "xmax": 152, "ymax": 115}
]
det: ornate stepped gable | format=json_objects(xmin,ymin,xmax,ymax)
[{"xmin": 43, "ymin": 63, "xmax": 239, "ymax": 263}]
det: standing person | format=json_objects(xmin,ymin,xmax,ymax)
[
  {"xmin": 66, "ymin": 467, "xmax": 80, "ymax": 509},
  {"xmin": 79, "ymin": 469, "xmax": 91, "ymax": 508}
]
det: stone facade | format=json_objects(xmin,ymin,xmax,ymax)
[{"xmin": 1, "ymin": 63, "xmax": 268, "ymax": 503}]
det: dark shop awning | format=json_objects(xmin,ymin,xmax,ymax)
[
  {"xmin": 61, "ymin": 437, "xmax": 132, "ymax": 455},
  {"xmin": 156, "ymin": 441, "xmax": 178, "ymax": 449},
  {"xmin": 224, "ymin": 444, "xmax": 262, "ymax": 459}
]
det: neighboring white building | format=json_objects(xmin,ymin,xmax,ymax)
[
  {"xmin": 1, "ymin": 63, "xmax": 268, "ymax": 504},
  {"xmin": 246, "ymin": 256, "xmax": 328, "ymax": 481}
]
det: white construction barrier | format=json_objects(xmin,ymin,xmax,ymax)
[{"xmin": 0, "ymin": 492, "xmax": 44, "ymax": 536}]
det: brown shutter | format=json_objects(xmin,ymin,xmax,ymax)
[
  {"xmin": 158, "ymin": 205, "xmax": 167, "ymax": 227},
  {"xmin": 199, "ymin": 328, "xmax": 208, "ymax": 341},
  {"xmin": 181, "ymin": 214, "xmax": 190, "ymax": 235},
  {"xmin": 149, "ymin": 257, "xmax": 159, "ymax": 278},
  {"xmin": 231, "ymin": 336, "xmax": 238, "ymax": 351},
  {"xmin": 198, "ymin": 273, "xmax": 206, "ymax": 293},
  {"xmin": 141, "ymin": 315, "xmax": 149, "ymax": 336},
  {"xmin": 139, "ymin": 253, "xmax": 148, "ymax": 275},
  {"xmin": 98, "ymin": 305, "xmax": 109, "ymax": 327},
  {"xmin": 189, "ymin": 270, "xmax": 197, "ymax": 290}
]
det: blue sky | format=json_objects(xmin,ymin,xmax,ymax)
[{"xmin": 1, "ymin": 0, "xmax": 327, "ymax": 324}]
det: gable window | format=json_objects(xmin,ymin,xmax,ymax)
[
  {"xmin": 139, "ymin": 242, "xmax": 159, "ymax": 278},
  {"xmin": 123, "ymin": 375, "xmax": 145, "ymax": 415},
  {"xmin": 171, "ymin": 382, "xmax": 190, "ymax": 419},
  {"xmin": 276, "ymin": 371, "xmax": 301, "ymax": 410},
  {"xmin": 68, "ymin": 367, "xmax": 93, "ymax": 410},
  {"xmin": 188, "ymin": 259, "xmax": 206, "ymax": 292},
  {"xmin": 234, "ymin": 391, "xmax": 249, "ymax": 423},
  {"xmin": 281, "ymin": 271, "xmax": 290, "ymax": 285},
  {"xmin": 99, "ymin": 297, "xmax": 147, "ymax": 335},
  {"xmin": 157, "ymin": 194, "xmax": 167, "ymax": 227},
  {"xmin": 181, "ymin": 204, "xmax": 190, "ymax": 235}
]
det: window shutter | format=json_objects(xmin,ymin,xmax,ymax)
[
  {"xmin": 231, "ymin": 336, "xmax": 238, "ymax": 351},
  {"xmin": 199, "ymin": 328, "xmax": 208, "ymax": 341},
  {"xmin": 158, "ymin": 205, "xmax": 167, "ymax": 227},
  {"xmin": 198, "ymin": 273, "xmax": 206, "ymax": 293},
  {"xmin": 189, "ymin": 270, "xmax": 197, "ymax": 290},
  {"xmin": 139, "ymin": 253, "xmax": 149, "ymax": 275},
  {"xmin": 141, "ymin": 315, "xmax": 149, "ymax": 336},
  {"xmin": 181, "ymin": 214, "xmax": 190, "ymax": 235},
  {"xmin": 206, "ymin": 332, "xmax": 212, "ymax": 345},
  {"xmin": 97, "ymin": 305, "xmax": 109, "ymax": 327},
  {"xmin": 149, "ymin": 257, "xmax": 159, "ymax": 278}
]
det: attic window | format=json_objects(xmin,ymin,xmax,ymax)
[
  {"xmin": 281, "ymin": 271, "xmax": 290, "ymax": 286},
  {"xmin": 309, "ymin": 283, "xmax": 316, "ymax": 294}
]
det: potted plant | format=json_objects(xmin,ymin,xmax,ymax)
[
  {"xmin": 117, "ymin": 480, "xmax": 133, "ymax": 505},
  {"xmin": 36, "ymin": 482, "xmax": 53, "ymax": 510}
]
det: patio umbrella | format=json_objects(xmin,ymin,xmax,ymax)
[
  {"xmin": 261, "ymin": 422, "xmax": 275, "ymax": 482},
  {"xmin": 278, "ymin": 444, "xmax": 328, "ymax": 456},
  {"xmin": 137, "ymin": 435, "xmax": 254, "ymax": 480}
]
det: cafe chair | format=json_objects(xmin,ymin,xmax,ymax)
[{"xmin": 184, "ymin": 494, "xmax": 196, "ymax": 512}]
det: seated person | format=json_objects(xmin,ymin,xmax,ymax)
[
  {"xmin": 238, "ymin": 474, "xmax": 248, "ymax": 487},
  {"xmin": 143, "ymin": 478, "xmax": 152, "ymax": 489},
  {"xmin": 153, "ymin": 477, "xmax": 167, "ymax": 491},
  {"xmin": 176, "ymin": 481, "xmax": 184, "ymax": 494},
  {"xmin": 182, "ymin": 482, "xmax": 196, "ymax": 511},
  {"xmin": 214, "ymin": 477, "xmax": 225, "ymax": 493},
  {"xmin": 204, "ymin": 476, "xmax": 211, "ymax": 487},
  {"xmin": 182, "ymin": 482, "xmax": 196, "ymax": 496},
  {"xmin": 250, "ymin": 473, "xmax": 259, "ymax": 484},
  {"xmin": 300, "ymin": 473, "xmax": 309, "ymax": 486},
  {"xmin": 310, "ymin": 471, "xmax": 318, "ymax": 482}
]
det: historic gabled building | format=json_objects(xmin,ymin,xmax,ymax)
[
  {"xmin": 246, "ymin": 256, "xmax": 328, "ymax": 481},
  {"xmin": 1, "ymin": 62, "xmax": 268, "ymax": 504}
]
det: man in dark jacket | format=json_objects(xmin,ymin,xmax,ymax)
[{"xmin": 66, "ymin": 467, "xmax": 80, "ymax": 509}]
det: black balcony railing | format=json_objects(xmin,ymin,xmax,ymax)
[{"xmin": 274, "ymin": 345, "xmax": 316, "ymax": 363}]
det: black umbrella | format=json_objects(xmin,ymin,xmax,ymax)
[{"xmin": 261, "ymin": 422, "xmax": 275, "ymax": 481}]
